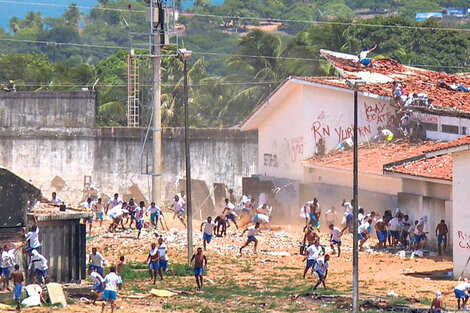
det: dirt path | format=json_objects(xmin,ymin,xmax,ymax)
[{"xmin": 11, "ymin": 214, "xmax": 458, "ymax": 312}]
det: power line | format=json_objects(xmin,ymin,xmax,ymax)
[
  {"xmin": 0, "ymin": 0, "xmax": 146, "ymax": 13},
  {"xmin": 1, "ymin": 0, "xmax": 470, "ymax": 33}
]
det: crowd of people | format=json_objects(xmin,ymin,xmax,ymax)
[{"xmin": 6, "ymin": 187, "xmax": 467, "ymax": 312}]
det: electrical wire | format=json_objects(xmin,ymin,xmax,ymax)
[{"xmin": 1, "ymin": 0, "xmax": 469, "ymax": 33}]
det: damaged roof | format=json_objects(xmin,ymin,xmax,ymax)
[
  {"xmin": 384, "ymin": 154, "xmax": 453, "ymax": 181},
  {"xmin": 304, "ymin": 140, "xmax": 443, "ymax": 175},
  {"xmin": 320, "ymin": 49, "xmax": 470, "ymax": 114}
]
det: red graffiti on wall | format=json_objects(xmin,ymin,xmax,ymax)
[
  {"xmin": 311, "ymin": 121, "xmax": 372, "ymax": 143},
  {"xmin": 458, "ymin": 231, "xmax": 470, "ymax": 249},
  {"xmin": 364, "ymin": 102, "xmax": 391, "ymax": 125}
]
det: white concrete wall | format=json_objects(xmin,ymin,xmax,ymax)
[
  {"xmin": 302, "ymin": 85, "xmax": 394, "ymax": 158},
  {"xmin": 256, "ymin": 82, "xmax": 394, "ymax": 181},
  {"xmin": 303, "ymin": 166, "xmax": 402, "ymax": 196},
  {"xmin": 452, "ymin": 150, "xmax": 470, "ymax": 279},
  {"xmin": 258, "ymin": 84, "xmax": 305, "ymax": 180}
]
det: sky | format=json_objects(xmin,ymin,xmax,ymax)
[
  {"xmin": 0, "ymin": 0, "xmax": 98, "ymax": 30},
  {"xmin": 0, "ymin": 0, "xmax": 225, "ymax": 31}
]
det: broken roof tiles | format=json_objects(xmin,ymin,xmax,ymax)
[
  {"xmin": 305, "ymin": 140, "xmax": 443, "ymax": 175},
  {"xmin": 384, "ymin": 154, "xmax": 453, "ymax": 181},
  {"xmin": 319, "ymin": 49, "xmax": 470, "ymax": 113},
  {"xmin": 424, "ymin": 134, "xmax": 470, "ymax": 154}
]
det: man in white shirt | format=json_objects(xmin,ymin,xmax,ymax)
[
  {"xmin": 135, "ymin": 201, "xmax": 146, "ymax": 239},
  {"xmin": 1, "ymin": 243, "xmax": 18, "ymax": 290},
  {"xmin": 102, "ymin": 266, "xmax": 122, "ymax": 313},
  {"xmin": 50, "ymin": 192, "xmax": 64, "ymax": 205},
  {"xmin": 313, "ymin": 254, "xmax": 330, "ymax": 290},
  {"xmin": 172, "ymin": 195, "xmax": 187, "ymax": 228},
  {"xmin": 89, "ymin": 248, "xmax": 105, "ymax": 275},
  {"xmin": 107, "ymin": 193, "xmax": 123, "ymax": 215},
  {"xmin": 157, "ymin": 237, "xmax": 168, "ymax": 280},
  {"xmin": 24, "ymin": 215, "xmax": 41, "ymax": 253},
  {"xmin": 358, "ymin": 44, "xmax": 377, "ymax": 67},
  {"xmin": 328, "ymin": 224, "xmax": 342, "ymax": 257},
  {"xmin": 146, "ymin": 202, "xmax": 162, "ymax": 228},
  {"xmin": 200, "ymin": 217, "xmax": 216, "ymax": 250},
  {"xmin": 414, "ymin": 216, "xmax": 428, "ymax": 250},
  {"xmin": 222, "ymin": 198, "xmax": 238, "ymax": 230},
  {"xmin": 358, "ymin": 219, "xmax": 372, "ymax": 250},
  {"xmin": 388, "ymin": 214, "xmax": 404, "ymax": 247},
  {"xmin": 303, "ymin": 241, "xmax": 322, "ymax": 279},
  {"xmin": 240, "ymin": 223, "xmax": 260, "ymax": 254},
  {"xmin": 29, "ymin": 249, "xmax": 48, "ymax": 284},
  {"xmin": 81, "ymin": 198, "xmax": 96, "ymax": 232},
  {"xmin": 341, "ymin": 199, "xmax": 354, "ymax": 233},
  {"xmin": 454, "ymin": 280, "xmax": 470, "ymax": 310},
  {"xmin": 90, "ymin": 268, "xmax": 104, "ymax": 302}
]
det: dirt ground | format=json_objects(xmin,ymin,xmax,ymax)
[{"xmin": 8, "ymin": 212, "xmax": 460, "ymax": 312}]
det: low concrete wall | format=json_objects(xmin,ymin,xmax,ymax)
[{"xmin": 0, "ymin": 91, "xmax": 258, "ymax": 205}]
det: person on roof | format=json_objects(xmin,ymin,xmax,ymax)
[{"xmin": 358, "ymin": 45, "xmax": 377, "ymax": 67}]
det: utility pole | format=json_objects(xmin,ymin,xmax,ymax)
[
  {"xmin": 178, "ymin": 48, "xmax": 193, "ymax": 264},
  {"xmin": 352, "ymin": 88, "xmax": 359, "ymax": 313},
  {"xmin": 151, "ymin": 0, "xmax": 163, "ymax": 205}
]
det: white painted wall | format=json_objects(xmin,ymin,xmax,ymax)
[
  {"xmin": 452, "ymin": 150, "xmax": 470, "ymax": 279},
  {"xmin": 258, "ymin": 85, "xmax": 305, "ymax": 180},
  {"xmin": 256, "ymin": 81, "xmax": 394, "ymax": 181},
  {"xmin": 301, "ymin": 84, "xmax": 394, "ymax": 159}
]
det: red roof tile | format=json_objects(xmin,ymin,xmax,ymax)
[
  {"xmin": 384, "ymin": 154, "xmax": 452, "ymax": 181},
  {"xmin": 305, "ymin": 140, "xmax": 443, "ymax": 175},
  {"xmin": 319, "ymin": 50, "xmax": 470, "ymax": 113},
  {"xmin": 424, "ymin": 135, "xmax": 470, "ymax": 153}
]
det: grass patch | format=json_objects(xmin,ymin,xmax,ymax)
[
  {"xmin": 241, "ymin": 262, "xmax": 253, "ymax": 273},
  {"xmin": 273, "ymin": 266, "xmax": 300, "ymax": 270},
  {"xmin": 388, "ymin": 296, "xmax": 411, "ymax": 306},
  {"xmin": 170, "ymin": 263, "xmax": 196, "ymax": 276},
  {"xmin": 420, "ymin": 297, "xmax": 431, "ymax": 306},
  {"xmin": 118, "ymin": 262, "xmax": 149, "ymax": 282}
]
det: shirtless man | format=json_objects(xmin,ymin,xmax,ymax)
[
  {"xmin": 435, "ymin": 220, "xmax": 449, "ymax": 255},
  {"xmin": 302, "ymin": 226, "xmax": 319, "ymax": 255},
  {"xmin": 11, "ymin": 264, "xmax": 23, "ymax": 311},
  {"xmin": 190, "ymin": 247, "xmax": 207, "ymax": 291},
  {"xmin": 214, "ymin": 215, "xmax": 227, "ymax": 237},
  {"xmin": 374, "ymin": 217, "xmax": 387, "ymax": 250}
]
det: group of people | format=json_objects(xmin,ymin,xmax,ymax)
[{"xmin": 0, "ymin": 215, "xmax": 49, "ymax": 311}]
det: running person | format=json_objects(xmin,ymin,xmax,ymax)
[
  {"xmin": 328, "ymin": 224, "xmax": 342, "ymax": 257},
  {"xmin": 240, "ymin": 223, "xmax": 261, "ymax": 254},
  {"xmin": 313, "ymin": 254, "xmax": 330, "ymax": 290},
  {"xmin": 201, "ymin": 217, "xmax": 216, "ymax": 251},
  {"xmin": 222, "ymin": 198, "xmax": 238, "ymax": 230},
  {"xmin": 89, "ymin": 248, "xmax": 105, "ymax": 275},
  {"xmin": 135, "ymin": 201, "xmax": 145, "ymax": 239},
  {"xmin": 303, "ymin": 240, "xmax": 322, "ymax": 279},
  {"xmin": 81, "ymin": 198, "xmax": 95, "ymax": 232},
  {"xmin": 341, "ymin": 200, "xmax": 354, "ymax": 233},
  {"xmin": 146, "ymin": 202, "xmax": 162, "ymax": 229},
  {"xmin": 375, "ymin": 217, "xmax": 387, "ymax": 250},
  {"xmin": 172, "ymin": 195, "xmax": 187, "ymax": 228},
  {"xmin": 302, "ymin": 226, "xmax": 319, "ymax": 254},
  {"xmin": 90, "ymin": 268, "xmax": 105, "ymax": 303},
  {"xmin": 358, "ymin": 219, "xmax": 372, "ymax": 250},
  {"xmin": 101, "ymin": 266, "xmax": 122, "ymax": 313},
  {"xmin": 157, "ymin": 237, "xmax": 168, "ymax": 281},
  {"xmin": 190, "ymin": 247, "xmax": 207, "ymax": 291},
  {"xmin": 146, "ymin": 243, "xmax": 159, "ymax": 285}
]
